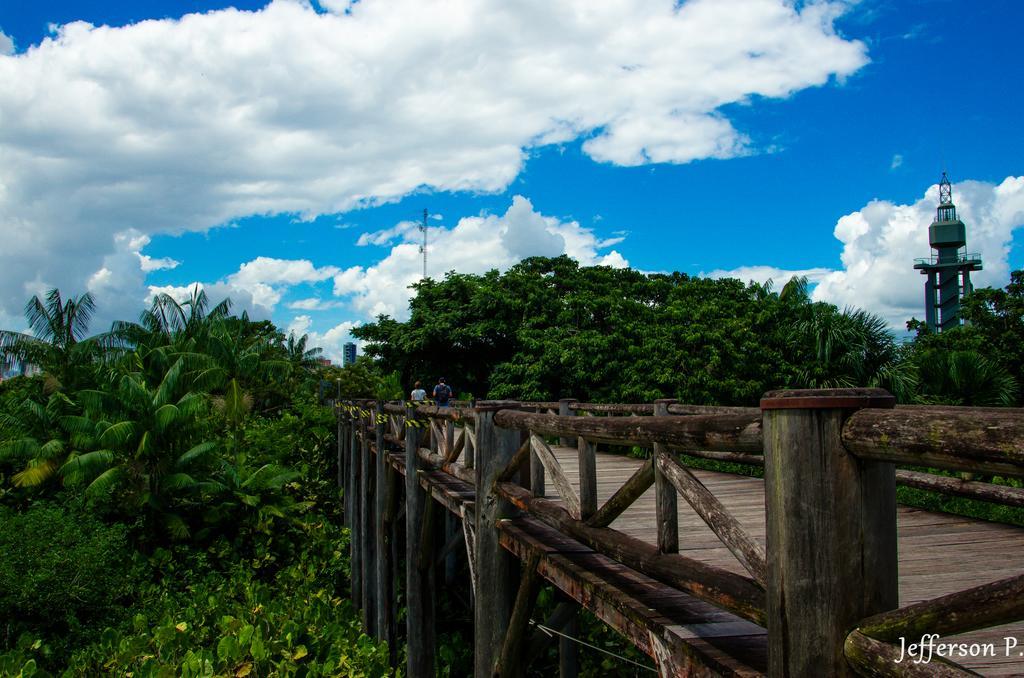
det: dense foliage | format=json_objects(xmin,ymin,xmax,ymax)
[
  {"xmin": 356, "ymin": 256, "xmax": 1020, "ymax": 405},
  {"xmin": 0, "ymin": 288, "xmax": 393, "ymax": 677}
]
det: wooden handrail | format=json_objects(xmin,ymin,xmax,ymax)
[
  {"xmin": 493, "ymin": 410, "xmax": 763, "ymax": 453},
  {"xmin": 843, "ymin": 407, "xmax": 1024, "ymax": 476}
]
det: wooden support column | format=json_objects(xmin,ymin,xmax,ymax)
[
  {"xmin": 342, "ymin": 401, "xmax": 350, "ymax": 491},
  {"xmin": 578, "ymin": 437, "xmax": 597, "ymax": 521},
  {"xmin": 524, "ymin": 429, "xmax": 542, "ymax": 497},
  {"xmin": 495, "ymin": 551, "xmax": 542, "ymax": 677},
  {"xmin": 761, "ymin": 388, "xmax": 898, "ymax": 677},
  {"xmin": 349, "ymin": 410, "xmax": 362, "ymax": 608},
  {"xmin": 361, "ymin": 409, "xmax": 377, "ymax": 634},
  {"xmin": 558, "ymin": 398, "xmax": 577, "ymax": 447},
  {"xmin": 653, "ymin": 398, "xmax": 678, "ymax": 554},
  {"xmin": 444, "ymin": 511, "xmax": 459, "ymax": 587},
  {"xmin": 347, "ymin": 413, "xmax": 358, "ymax": 525},
  {"xmin": 474, "ymin": 402, "xmax": 522, "ymax": 678},
  {"xmin": 559, "ymin": 604, "xmax": 579, "ymax": 678},
  {"xmin": 405, "ymin": 405, "xmax": 435, "ymax": 677},
  {"xmin": 389, "ymin": 463, "xmax": 402, "ymax": 668},
  {"xmin": 374, "ymin": 401, "xmax": 392, "ymax": 648}
]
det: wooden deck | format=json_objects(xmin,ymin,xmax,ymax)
[{"xmin": 543, "ymin": 444, "xmax": 1024, "ymax": 676}]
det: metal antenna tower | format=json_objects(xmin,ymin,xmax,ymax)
[{"xmin": 418, "ymin": 208, "xmax": 428, "ymax": 278}]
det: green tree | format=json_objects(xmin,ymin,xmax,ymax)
[{"xmin": 0, "ymin": 289, "xmax": 101, "ymax": 391}]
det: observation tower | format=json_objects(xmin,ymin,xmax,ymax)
[{"xmin": 913, "ymin": 173, "xmax": 982, "ymax": 331}]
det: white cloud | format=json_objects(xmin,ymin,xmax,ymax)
[
  {"xmin": 333, "ymin": 195, "xmax": 628, "ymax": 320},
  {"xmin": 704, "ymin": 265, "xmax": 833, "ymax": 287},
  {"xmin": 710, "ymin": 176, "xmax": 1024, "ymax": 327},
  {"xmin": 0, "ymin": 0, "xmax": 867, "ymax": 324},
  {"xmin": 356, "ymin": 221, "xmax": 418, "ymax": 247},
  {"xmin": 139, "ymin": 254, "xmax": 181, "ymax": 272},
  {"xmin": 229, "ymin": 257, "xmax": 338, "ymax": 286},
  {"xmin": 0, "ymin": 30, "xmax": 13, "ymax": 55},
  {"xmin": 144, "ymin": 256, "xmax": 341, "ymax": 320},
  {"xmin": 891, "ymin": 154, "xmax": 903, "ymax": 170},
  {"xmin": 287, "ymin": 297, "xmax": 341, "ymax": 311}
]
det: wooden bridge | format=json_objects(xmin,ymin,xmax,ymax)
[{"xmin": 335, "ymin": 390, "xmax": 1024, "ymax": 676}]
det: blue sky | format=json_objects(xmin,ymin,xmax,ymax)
[{"xmin": 1, "ymin": 0, "xmax": 1022, "ymax": 359}]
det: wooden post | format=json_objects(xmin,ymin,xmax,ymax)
[
  {"xmin": 577, "ymin": 437, "xmax": 597, "ymax": 521},
  {"xmin": 560, "ymin": 605, "xmax": 579, "ymax": 678},
  {"xmin": 474, "ymin": 402, "xmax": 522, "ymax": 678},
  {"xmin": 654, "ymin": 398, "xmax": 678, "ymax": 554},
  {"xmin": 405, "ymin": 405, "xmax": 435, "ymax": 677},
  {"xmin": 761, "ymin": 388, "xmax": 898, "ymax": 677},
  {"xmin": 374, "ymin": 401, "xmax": 392, "ymax": 647},
  {"xmin": 494, "ymin": 550, "xmax": 542, "ymax": 677},
  {"xmin": 389, "ymin": 464, "xmax": 402, "ymax": 668},
  {"xmin": 361, "ymin": 409, "xmax": 377, "ymax": 634},
  {"xmin": 349, "ymin": 407, "xmax": 362, "ymax": 608},
  {"xmin": 558, "ymin": 398, "xmax": 577, "ymax": 447},
  {"xmin": 347, "ymin": 412, "xmax": 357, "ymax": 525},
  {"xmin": 342, "ymin": 403, "xmax": 350, "ymax": 493}
]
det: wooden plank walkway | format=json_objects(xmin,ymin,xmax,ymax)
[{"xmin": 545, "ymin": 444, "xmax": 1024, "ymax": 676}]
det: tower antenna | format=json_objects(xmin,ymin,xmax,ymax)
[{"xmin": 418, "ymin": 208, "xmax": 428, "ymax": 279}]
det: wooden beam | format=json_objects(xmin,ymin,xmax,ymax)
[
  {"xmin": 531, "ymin": 434, "xmax": 581, "ymax": 518},
  {"xmin": 496, "ymin": 438, "xmax": 532, "ymax": 483},
  {"xmin": 856, "ymin": 573, "xmax": 1024, "ymax": 643},
  {"xmin": 586, "ymin": 458, "xmax": 654, "ymax": 528},
  {"xmin": 843, "ymin": 407, "xmax": 1024, "ymax": 477},
  {"xmin": 495, "ymin": 481, "xmax": 765, "ymax": 625},
  {"xmin": 461, "ymin": 504, "xmax": 477, "ymax": 599},
  {"xmin": 416, "ymin": 447, "xmax": 475, "ymax": 484},
  {"xmin": 444, "ymin": 425, "xmax": 466, "ymax": 463},
  {"xmin": 525, "ymin": 601, "xmax": 581, "ymax": 666},
  {"xmin": 494, "ymin": 551, "xmax": 543, "ymax": 677},
  {"xmin": 494, "ymin": 409, "xmax": 763, "ymax": 453},
  {"xmin": 844, "ymin": 630, "xmax": 979, "ymax": 677},
  {"xmin": 895, "ymin": 469, "xmax": 1024, "ymax": 507},
  {"xmin": 656, "ymin": 452, "xmax": 766, "ymax": 587}
]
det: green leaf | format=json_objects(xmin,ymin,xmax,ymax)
[{"xmin": 99, "ymin": 420, "xmax": 136, "ymax": 448}]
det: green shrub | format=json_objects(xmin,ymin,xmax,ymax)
[{"xmin": 0, "ymin": 503, "xmax": 135, "ymax": 630}]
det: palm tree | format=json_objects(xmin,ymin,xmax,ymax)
[
  {"xmin": 0, "ymin": 289, "xmax": 100, "ymax": 391},
  {"xmin": 61, "ymin": 357, "xmax": 218, "ymax": 537},
  {"xmin": 0, "ymin": 391, "xmax": 84, "ymax": 488},
  {"xmin": 915, "ymin": 350, "xmax": 1018, "ymax": 406},
  {"xmin": 283, "ymin": 332, "xmax": 323, "ymax": 375},
  {"xmin": 793, "ymin": 304, "xmax": 917, "ymax": 401}
]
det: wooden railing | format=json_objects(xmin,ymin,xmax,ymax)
[{"xmin": 335, "ymin": 390, "xmax": 1024, "ymax": 677}]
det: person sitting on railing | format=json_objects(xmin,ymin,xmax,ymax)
[
  {"xmin": 432, "ymin": 377, "xmax": 452, "ymax": 408},
  {"xmin": 410, "ymin": 380, "xmax": 427, "ymax": 401}
]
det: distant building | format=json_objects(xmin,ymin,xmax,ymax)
[
  {"xmin": 316, "ymin": 357, "xmax": 333, "ymax": 367},
  {"xmin": 343, "ymin": 342, "xmax": 357, "ymax": 366},
  {"xmin": 913, "ymin": 172, "xmax": 983, "ymax": 332}
]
